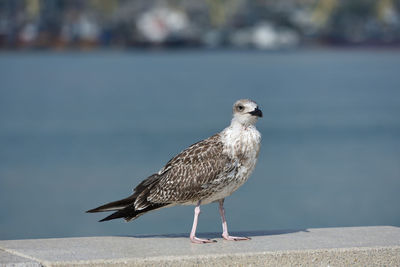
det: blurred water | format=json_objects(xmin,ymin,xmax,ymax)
[{"xmin": 0, "ymin": 49, "xmax": 399, "ymax": 240}]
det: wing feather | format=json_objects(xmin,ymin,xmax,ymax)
[{"xmin": 148, "ymin": 134, "xmax": 234, "ymax": 203}]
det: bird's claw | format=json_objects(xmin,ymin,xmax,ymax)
[
  {"xmin": 222, "ymin": 235, "xmax": 251, "ymax": 241},
  {"xmin": 190, "ymin": 236, "xmax": 217, "ymax": 244}
]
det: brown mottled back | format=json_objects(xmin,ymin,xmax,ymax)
[{"xmin": 147, "ymin": 134, "xmax": 234, "ymax": 204}]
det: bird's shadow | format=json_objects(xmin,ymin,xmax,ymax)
[{"xmin": 122, "ymin": 229, "xmax": 309, "ymax": 239}]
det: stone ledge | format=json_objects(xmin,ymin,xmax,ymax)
[
  {"xmin": 1, "ymin": 226, "xmax": 399, "ymax": 266},
  {"xmin": 0, "ymin": 249, "xmax": 40, "ymax": 267}
]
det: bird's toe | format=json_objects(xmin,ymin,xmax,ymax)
[
  {"xmin": 190, "ymin": 236, "xmax": 217, "ymax": 244},
  {"xmin": 222, "ymin": 235, "xmax": 251, "ymax": 241}
]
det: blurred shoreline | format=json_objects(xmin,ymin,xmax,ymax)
[
  {"xmin": 1, "ymin": 46, "xmax": 400, "ymax": 55},
  {"xmin": 1, "ymin": 0, "xmax": 400, "ymax": 51}
]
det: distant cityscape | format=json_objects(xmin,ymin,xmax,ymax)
[{"xmin": 0, "ymin": 0, "xmax": 400, "ymax": 50}]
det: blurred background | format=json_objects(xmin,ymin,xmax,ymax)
[
  {"xmin": 0, "ymin": 0, "xmax": 399, "ymax": 240},
  {"xmin": 1, "ymin": 0, "xmax": 400, "ymax": 49}
]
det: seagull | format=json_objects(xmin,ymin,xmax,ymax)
[{"xmin": 87, "ymin": 99, "xmax": 262, "ymax": 243}]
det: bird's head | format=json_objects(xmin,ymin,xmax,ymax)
[{"xmin": 231, "ymin": 99, "xmax": 262, "ymax": 126}]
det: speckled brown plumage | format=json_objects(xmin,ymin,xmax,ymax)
[{"xmin": 148, "ymin": 134, "xmax": 234, "ymax": 204}]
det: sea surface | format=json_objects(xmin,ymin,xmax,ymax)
[{"xmin": 0, "ymin": 49, "xmax": 399, "ymax": 240}]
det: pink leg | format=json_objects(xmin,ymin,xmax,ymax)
[
  {"xmin": 190, "ymin": 201, "xmax": 216, "ymax": 244},
  {"xmin": 219, "ymin": 199, "xmax": 251, "ymax": 241}
]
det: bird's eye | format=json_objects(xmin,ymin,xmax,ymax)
[{"xmin": 237, "ymin": 105, "xmax": 244, "ymax": 111}]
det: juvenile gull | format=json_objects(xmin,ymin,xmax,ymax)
[{"xmin": 87, "ymin": 99, "xmax": 262, "ymax": 243}]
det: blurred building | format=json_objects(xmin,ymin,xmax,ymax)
[{"xmin": 0, "ymin": 0, "xmax": 399, "ymax": 50}]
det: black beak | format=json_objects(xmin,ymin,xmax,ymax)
[{"xmin": 249, "ymin": 107, "xmax": 263, "ymax": 117}]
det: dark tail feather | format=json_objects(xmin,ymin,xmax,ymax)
[
  {"xmin": 86, "ymin": 196, "xmax": 135, "ymax": 213},
  {"xmin": 99, "ymin": 203, "xmax": 168, "ymax": 222},
  {"xmin": 87, "ymin": 173, "xmax": 165, "ymax": 222}
]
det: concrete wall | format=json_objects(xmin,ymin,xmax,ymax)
[{"xmin": 1, "ymin": 226, "xmax": 399, "ymax": 266}]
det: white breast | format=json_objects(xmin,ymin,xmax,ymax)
[
  {"xmin": 200, "ymin": 124, "xmax": 261, "ymax": 204},
  {"xmin": 221, "ymin": 124, "xmax": 261, "ymax": 161}
]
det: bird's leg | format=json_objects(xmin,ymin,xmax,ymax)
[
  {"xmin": 218, "ymin": 199, "xmax": 251, "ymax": 241},
  {"xmin": 190, "ymin": 201, "xmax": 216, "ymax": 244}
]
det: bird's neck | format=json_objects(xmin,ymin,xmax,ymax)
[
  {"xmin": 221, "ymin": 121, "xmax": 261, "ymax": 159},
  {"xmin": 229, "ymin": 118, "xmax": 256, "ymax": 129}
]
